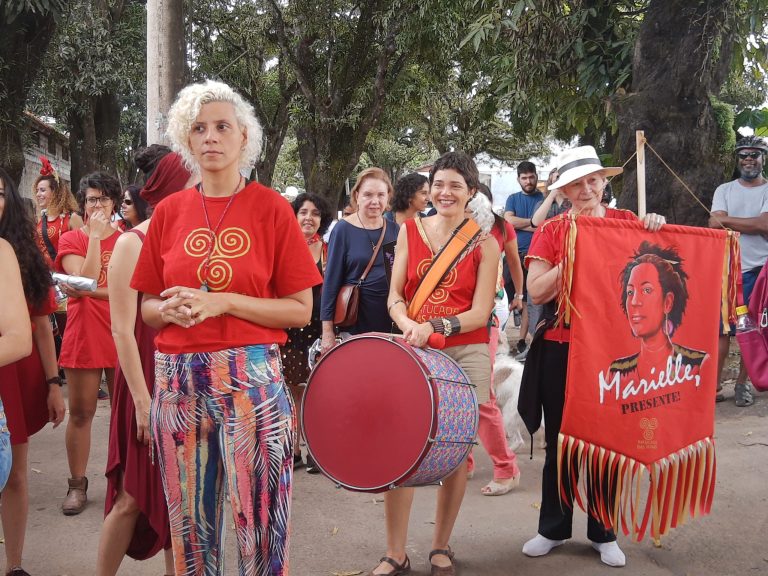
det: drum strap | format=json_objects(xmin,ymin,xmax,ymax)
[{"xmin": 407, "ymin": 217, "xmax": 481, "ymax": 319}]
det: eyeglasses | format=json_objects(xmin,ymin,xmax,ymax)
[
  {"xmin": 737, "ymin": 151, "xmax": 763, "ymax": 160},
  {"xmin": 122, "ymin": 198, "xmax": 133, "ymax": 206},
  {"xmin": 85, "ymin": 196, "xmax": 113, "ymax": 206}
]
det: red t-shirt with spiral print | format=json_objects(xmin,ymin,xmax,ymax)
[
  {"xmin": 55, "ymin": 228, "xmax": 120, "ymax": 368},
  {"xmin": 403, "ymin": 218, "xmax": 489, "ymax": 347},
  {"xmin": 131, "ymin": 182, "xmax": 322, "ymax": 354}
]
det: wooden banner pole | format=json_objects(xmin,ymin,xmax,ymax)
[{"xmin": 636, "ymin": 130, "xmax": 647, "ymax": 218}]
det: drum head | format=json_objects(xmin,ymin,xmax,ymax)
[{"xmin": 302, "ymin": 335, "xmax": 436, "ymax": 492}]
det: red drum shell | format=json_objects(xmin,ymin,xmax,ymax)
[{"xmin": 301, "ymin": 333, "xmax": 476, "ymax": 492}]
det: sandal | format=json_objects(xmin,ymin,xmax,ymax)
[
  {"xmin": 481, "ymin": 475, "xmax": 520, "ymax": 496},
  {"xmin": 429, "ymin": 548, "xmax": 455, "ymax": 576},
  {"xmin": 368, "ymin": 555, "xmax": 410, "ymax": 576},
  {"xmin": 735, "ymin": 382, "xmax": 755, "ymax": 407}
]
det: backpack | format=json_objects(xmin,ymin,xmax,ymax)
[{"xmin": 740, "ymin": 263, "xmax": 768, "ymax": 391}]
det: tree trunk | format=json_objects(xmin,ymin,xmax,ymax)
[
  {"xmin": 614, "ymin": 0, "xmax": 735, "ymax": 226},
  {"xmin": 68, "ymin": 92, "xmax": 120, "ymax": 187},
  {"xmin": 0, "ymin": 11, "xmax": 58, "ymax": 181}
]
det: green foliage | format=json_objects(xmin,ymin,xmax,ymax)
[
  {"xmin": 2, "ymin": 0, "xmax": 66, "ymax": 22},
  {"xmin": 710, "ymin": 95, "xmax": 736, "ymax": 156},
  {"xmin": 462, "ymin": 0, "xmax": 642, "ymax": 141},
  {"xmin": 28, "ymin": 0, "xmax": 146, "ymax": 179}
]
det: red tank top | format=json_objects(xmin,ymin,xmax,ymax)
[
  {"xmin": 403, "ymin": 218, "xmax": 489, "ymax": 347},
  {"xmin": 36, "ymin": 212, "xmax": 72, "ymax": 267}
]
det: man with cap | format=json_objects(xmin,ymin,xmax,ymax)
[
  {"xmin": 709, "ymin": 135, "xmax": 768, "ymax": 407},
  {"xmin": 504, "ymin": 161, "xmax": 544, "ymax": 359}
]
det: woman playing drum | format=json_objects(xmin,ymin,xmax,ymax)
[{"xmin": 381, "ymin": 151, "xmax": 499, "ymax": 576}]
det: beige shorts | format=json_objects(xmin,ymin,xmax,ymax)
[{"xmin": 443, "ymin": 343, "xmax": 491, "ymax": 404}]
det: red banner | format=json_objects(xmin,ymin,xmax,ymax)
[{"xmin": 558, "ymin": 216, "xmax": 737, "ymax": 541}]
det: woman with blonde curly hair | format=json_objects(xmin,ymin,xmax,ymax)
[
  {"xmin": 132, "ymin": 80, "xmax": 321, "ymax": 575},
  {"xmin": 34, "ymin": 159, "xmax": 83, "ymax": 267}
]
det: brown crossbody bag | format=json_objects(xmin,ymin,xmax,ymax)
[{"xmin": 334, "ymin": 220, "xmax": 387, "ymax": 328}]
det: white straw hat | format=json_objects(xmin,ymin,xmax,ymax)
[{"xmin": 549, "ymin": 145, "xmax": 622, "ymax": 190}]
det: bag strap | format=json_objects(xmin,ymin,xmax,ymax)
[
  {"xmin": 359, "ymin": 219, "xmax": 387, "ymax": 283},
  {"xmin": 40, "ymin": 211, "xmax": 57, "ymax": 262},
  {"xmin": 407, "ymin": 217, "xmax": 481, "ymax": 319}
]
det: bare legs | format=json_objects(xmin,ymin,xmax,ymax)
[
  {"xmin": 64, "ymin": 368, "xmax": 114, "ymax": 478},
  {"xmin": 371, "ymin": 460, "xmax": 468, "ymax": 574},
  {"xmin": 1, "ymin": 443, "xmax": 29, "ymax": 573}
]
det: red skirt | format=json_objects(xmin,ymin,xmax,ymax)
[
  {"xmin": 104, "ymin": 317, "xmax": 170, "ymax": 559},
  {"xmin": 0, "ymin": 343, "xmax": 49, "ymax": 445}
]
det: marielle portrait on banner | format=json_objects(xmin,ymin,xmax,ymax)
[{"xmin": 600, "ymin": 241, "xmax": 708, "ymax": 404}]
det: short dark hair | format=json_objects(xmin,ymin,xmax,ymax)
[
  {"xmin": 391, "ymin": 172, "xmax": 429, "ymax": 212},
  {"xmin": 134, "ymin": 144, "xmax": 173, "ymax": 178},
  {"xmin": 429, "ymin": 152, "xmax": 479, "ymax": 190},
  {"xmin": 517, "ymin": 161, "xmax": 537, "ymax": 176},
  {"xmin": 292, "ymin": 192, "xmax": 333, "ymax": 236},
  {"xmin": 78, "ymin": 172, "xmax": 122, "ymax": 214}
]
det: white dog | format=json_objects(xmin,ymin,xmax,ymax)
[{"xmin": 493, "ymin": 330, "xmax": 543, "ymax": 452}]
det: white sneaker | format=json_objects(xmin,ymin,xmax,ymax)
[
  {"xmin": 591, "ymin": 541, "xmax": 626, "ymax": 567},
  {"xmin": 522, "ymin": 534, "xmax": 566, "ymax": 557}
]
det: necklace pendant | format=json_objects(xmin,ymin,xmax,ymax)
[{"xmin": 200, "ymin": 282, "xmax": 209, "ymax": 292}]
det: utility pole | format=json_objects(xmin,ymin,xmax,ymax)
[{"xmin": 146, "ymin": 0, "xmax": 186, "ymax": 145}]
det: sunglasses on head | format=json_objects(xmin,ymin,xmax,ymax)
[
  {"xmin": 122, "ymin": 198, "xmax": 133, "ymax": 206},
  {"xmin": 737, "ymin": 151, "xmax": 763, "ymax": 160}
]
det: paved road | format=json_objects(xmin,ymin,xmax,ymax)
[{"xmin": 9, "ymin": 383, "xmax": 768, "ymax": 576}]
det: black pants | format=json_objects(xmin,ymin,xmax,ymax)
[{"xmin": 537, "ymin": 340, "xmax": 616, "ymax": 543}]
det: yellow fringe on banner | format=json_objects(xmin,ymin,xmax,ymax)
[
  {"xmin": 557, "ymin": 433, "xmax": 716, "ymax": 542},
  {"xmin": 556, "ymin": 214, "xmax": 581, "ymax": 326},
  {"xmin": 722, "ymin": 232, "xmax": 741, "ymax": 333}
]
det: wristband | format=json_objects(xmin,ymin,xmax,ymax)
[
  {"xmin": 529, "ymin": 218, "xmax": 537, "ymax": 229},
  {"xmin": 46, "ymin": 376, "xmax": 64, "ymax": 387},
  {"xmin": 429, "ymin": 318, "xmax": 444, "ymax": 334},
  {"xmin": 514, "ymin": 294, "xmax": 524, "ymax": 300},
  {"xmin": 447, "ymin": 315, "xmax": 461, "ymax": 336}
]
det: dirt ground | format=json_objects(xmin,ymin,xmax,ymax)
[{"xmin": 5, "ymin": 340, "xmax": 767, "ymax": 576}]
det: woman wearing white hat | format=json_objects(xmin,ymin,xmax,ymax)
[{"xmin": 518, "ymin": 146, "xmax": 665, "ymax": 568}]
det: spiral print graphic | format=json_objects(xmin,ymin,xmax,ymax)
[
  {"xmin": 216, "ymin": 228, "xmax": 250, "ymax": 258},
  {"xmin": 99, "ymin": 251, "xmax": 112, "ymax": 287},
  {"xmin": 416, "ymin": 258, "xmax": 458, "ymax": 305},
  {"xmin": 184, "ymin": 228, "xmax": 214, "ymax": 258},
  {"xmin": 202, "ymin": 259, "xmax": 234, "ymax": 291}
]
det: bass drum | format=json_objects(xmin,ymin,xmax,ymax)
[{"xmin": 301, "ymin": 333, "xmax": 478, "ymax": 492}]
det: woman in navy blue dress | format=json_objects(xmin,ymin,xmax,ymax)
[{"xmin": 320, "ymin": 168, "xmax": 399, "ymax": 353}]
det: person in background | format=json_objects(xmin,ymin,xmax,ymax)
[
  {"xmin": 531, "ymin": 170, "xmax": 570, "ymax": 228},
  {"xmin": 386, "ymin": 173, "xmax": 429, "ymax": 225},
  {"xmin": 132, "ymin": 79, "xmax": 321, "ymax": 575},
  {"xmin": 320, "ymin": 168, "xmax": 400, "ymax": 354},
  {"xmin": 709, "ymin": 135, "xmax": 768, "ymax": 407},
  {"xmin": 504, "ymin": 161, "xmax": 544, "ymax": 360},
  {"xmin": 96, "ymin": 152, "xmax": 191, "ymax": 576},
  {"xmin": 56, "ymin": 172, "xmax": 123, "ymax": 516},
  {"xmin": 34, "ymin": 157, "xmax": 83, "ymax": 268},
  {"xmin": 119, "ymin": 185, "xmax": 150, "ymax": 230},
  {"xmin": 465, "ymin": 183, "xmax": 523, "ymax": 496},
  {"xmin": 0, "ymin": 168, "xmax": 66, "ymax": 576},
  {"xmin": 283, "ymin": 192, "xmax": 333, "ymax": 473}
]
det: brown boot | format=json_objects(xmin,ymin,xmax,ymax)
[{"xmin": 62, "ymin": 476, "xmax": 88, "ymax": 515}]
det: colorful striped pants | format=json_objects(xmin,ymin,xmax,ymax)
[{"xmin": 152, "ymin": 344, "xmax": 294, "ymax": 575}]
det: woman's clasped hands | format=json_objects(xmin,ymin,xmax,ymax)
[{"xmin": 158, "ymin": 285, "xmax": 228, "ymax": 328}]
